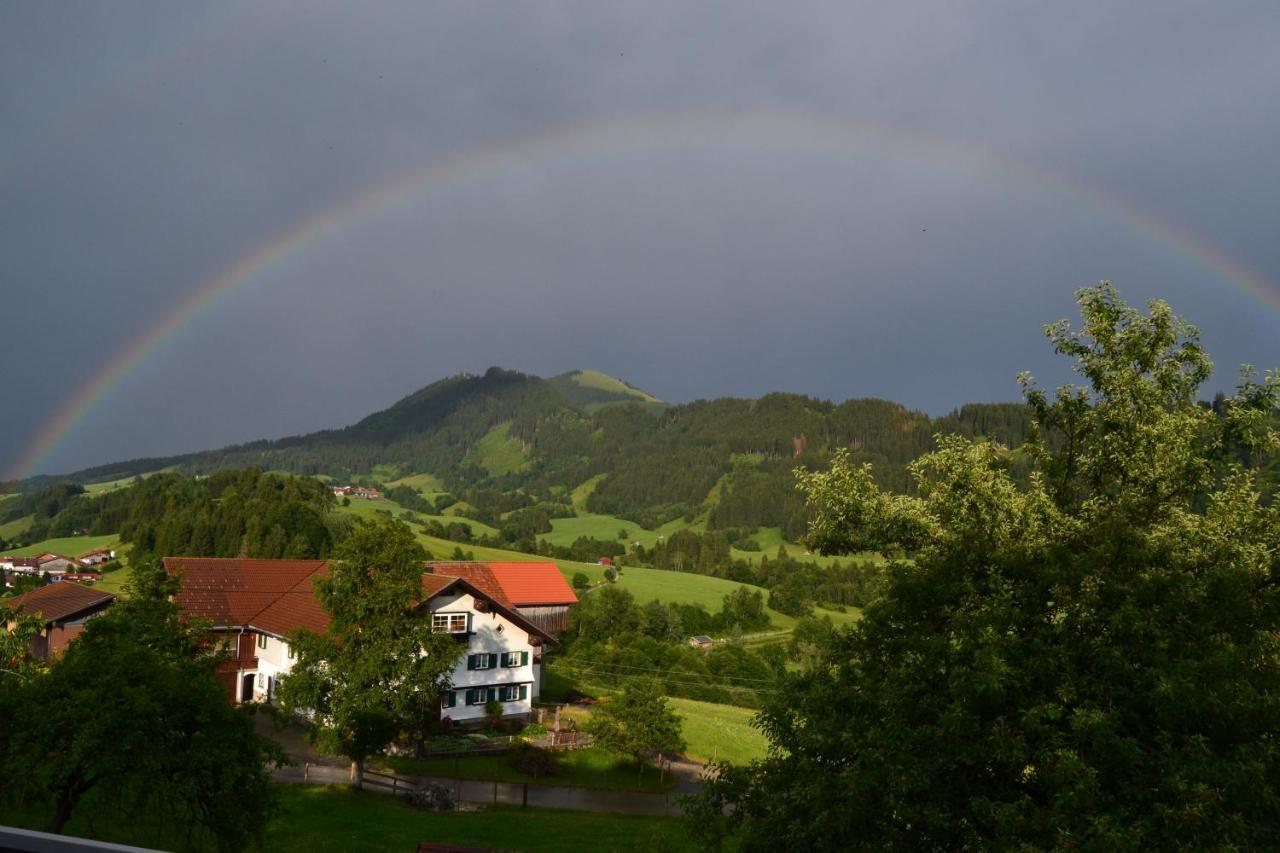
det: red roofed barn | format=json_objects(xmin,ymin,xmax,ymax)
[{"xmin": 426, "ymin": 562, "xmax": 579, "ymax": 631}]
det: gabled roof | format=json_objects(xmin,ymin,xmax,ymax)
[
  {"xmin": 428, "ymin": 561, "xmax": 578, "ymax": 607},
  {"xmin": 5, "ymin": 582, "xmax": 115, "ymax": 623},
  {"xmin": 163, "ymin": 557, "xmax": 557, "ymax": 644},
  {"xmin": 164, "ymin": 557, "xmax": 330, "ymax": 634}
]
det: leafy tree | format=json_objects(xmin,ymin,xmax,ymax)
[
  {"xmin": 571, "ymin": 584, "xmax": 641, "ymax": 640},
  {"xmin": 571, "ymin": 571, "xmax": 591, "ymax": 590},
  {"xmin": 603, "ymin": 566, "xmax": 617, "ymax": 583},
  {"xmin": 587, "ymin": 678, "xmax": 686, "ymax": 783},
  {"xmin": 278, "ymin": 517, "xmax": 462, "ymax": 788},
  {"xmin": 0, "ymin": 564, "xmax": 281, "ymax": 848},
  {"xmin": 688, "ymin": 284, "xmax": 1280, "ymax": 850}
]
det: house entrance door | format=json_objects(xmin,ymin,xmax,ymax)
[{"xmin": 241, "ymin": 673, "xmax": 254, "ymax": 703}]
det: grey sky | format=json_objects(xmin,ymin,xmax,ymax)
[{"xmin": 3, "ymin": 1, "xmax": 1280, "ymax": 478}]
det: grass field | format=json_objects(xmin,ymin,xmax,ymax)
[
  {"xmin": 382, "ymin": 745, "xmax": 672, "ymax": 793},
  {"xmin": 566, "ymin": 369, "xmax": 663, "ymax": 404},
  {"xmin": 0, "ymin": 513, "xmax": 34, "ymax": 543},
  {"xmin": 7, "ymin": 534, "xmax": 120, "ymax": 558},
  {"xmin": 384, "ymin": 471, "xmax": 446, "ymax": 496},
  {"xmin": 668, "ymin": 697, "xmax": 768, "ymax": 766},
  {"xmin": 462, "ymin": 422, "xmax": 530, "ymax": 476},
  {"xmin": 0, "ymin": 784, "xmax": 700, "ymax": 853},
  {"xmin": 93, "ymin": 563, "xmax": 135, "ymax": 596}
]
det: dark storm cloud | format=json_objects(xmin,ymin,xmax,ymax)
[{"xmin": 3, "ymin": 0, "xmax": 1280, "ymax": 476}]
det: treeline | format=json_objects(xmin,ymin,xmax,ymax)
[
  {"xmin": 6, "ymin": 471, "xmax": 346, "ymax": 560},
  {"xmin": 560, "ymin": 585, "xmax": 779, "ymax": 707}
]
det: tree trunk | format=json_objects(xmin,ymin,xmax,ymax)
[
  {"xmin": 47, "ymin": 787, "xmax": 79, "ymax": 834},
  {"xmin": 353, "ymin": 757, "xmax": 365, "ymax": 789}
]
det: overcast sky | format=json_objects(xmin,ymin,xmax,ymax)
[{"xmin": 4, "ymin": 1, "xmax": 1280, "ymax": 479}]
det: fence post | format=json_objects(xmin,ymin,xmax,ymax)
[
  {"xmin": 522, "ymin": 782, "xmax": 528, "ymax": 808},
  {"xmin": 304, "ymin": 762, "xmax": 309, "ymax": 783},
  {"xmin": 492, "ymin": 780, "xmax": 498, "ymax": 805}
]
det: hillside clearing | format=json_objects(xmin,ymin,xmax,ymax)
[{"xmin": 6, "ymin": 534, "xmax": 120, "ymax": 558}]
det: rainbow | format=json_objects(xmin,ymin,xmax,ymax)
[{"xmin": 8, "ymin": 109, "xmax": 1278, "ymax": 481}]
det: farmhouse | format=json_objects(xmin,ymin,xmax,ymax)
[
  {"xmin": 426, "ymin": 561, "xmax": 579, "ymax": 632},
  {"xmin": 0, "ymin": 557, "xmax": 41, "ymax": 575},
  {"xmin": 76, "ymin": 548, "xmax": 116, "ymax": 566},
  {"xmin": 4, "ymin": 582, "xmax": 116, "ymax": 660},
  {"xmin": 165, "ymin": 557, "xmax": 558, "ymax": 722},
  {"xmin": 35, "ymin": 553, "xmax": 83, "ymax": 575}
]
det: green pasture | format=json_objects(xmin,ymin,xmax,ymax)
[
  {"xmin": 668, "ymin": 697, "xmax": 768, "ymax": 766},
  {"xmin": 462, "ymin": 422, "xmax": 530, "ymax": 476},
  {"xmin": 6, "ymin": 534, "xmax": 120, "ymax": 558},
  {"xmin": 0, "ymin": 514, "xmax": 34, "ymax": 543}
]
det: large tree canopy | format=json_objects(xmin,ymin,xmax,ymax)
[
  {"xmin": 689, "ymin": 283, "xmax": 1280, "ymax": 850},
  {"xmin": 0, "ymin": 563, "xmax": 282, "ymax": 849},
  {"xmin": 278, "ymin": 517, "xmax": 462, "ymax": 787}
]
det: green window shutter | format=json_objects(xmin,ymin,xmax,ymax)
[
  {"xmin": 441, "ymin": 691, "xmax": 455, "ymax": 709},
  {"xmin": 521, "ymin": 651, "xmax": 529, "ymax": 667},
  {"xmin": 467, "ymin": 654, "xmax": 476, "ymax": 670},
  {"xmin": 488, "ymin": 653, "xmax": 498, "ymax": 669},
  {"xmin": 488, "ymin": 687, "xmax": 497, "ymax": 702},
  {"xmin": 519, "ymin": 684, "xmax": 528, "ymax": 701}
]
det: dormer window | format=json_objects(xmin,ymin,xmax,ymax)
[{"xmin": 432, "ymin": 612, "xmax": 468, "ymax": 634}]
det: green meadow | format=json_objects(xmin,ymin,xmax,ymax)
[
  {"xmin": 462, "ymin": 422, "xmax": 531, "ymax": 476},
  {"xmin": 7, "ymin": 534, "xmax": 120, "ymax": 558},
  {"xmin": 668, "ymin": 696, "xmax": 769, "ymax": 766}
]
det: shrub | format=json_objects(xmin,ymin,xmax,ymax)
[
  {"xmin": 484, "ymin": 698, "xmax": 504, "ymax": 729},
  {"xmin": 508, "ymin": 743, "xmax": 562, "ymax": 778},
  {"xmin": 603, "ymin": 567, "xmax": 617, "ymax": 583},
  {"xmin": 571, "ymin": 571, "xmax": 591, "ymax": 590}
]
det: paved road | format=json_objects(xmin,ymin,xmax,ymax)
[{"xmin": 273, "ymin": 762, "xmax": 687, "ymax": 816}]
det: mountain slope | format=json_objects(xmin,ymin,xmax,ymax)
[{"xmin": 24, "ymin": 369, "xmax": 1033, "ymax": 535}]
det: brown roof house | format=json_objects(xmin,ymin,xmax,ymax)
[
  {"xmin": 425, "ymin": 562, "xmax": 579, "ymax": 632},
  {"xmin": 4, "ymin": 582, "xmax": 116, "ymax": 660},
  {"xmin": 165, "ymin": 557, "xmax": 558, "ymax": 721}
]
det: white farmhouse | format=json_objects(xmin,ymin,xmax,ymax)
[{"xmin": 164, "ymin": 557, "xmax": 557, "ymax": 722}]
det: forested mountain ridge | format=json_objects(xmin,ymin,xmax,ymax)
[{"xmin": 12, "ymin": 367, "xmax": 1033, "ymax": 534}]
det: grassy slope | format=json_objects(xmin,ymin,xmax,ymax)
[
  {"xmin": 0, "ymin": 514, "xmax": 34, "ymax": 542},
  {"xmin": 462, "ymin": 421, "xmax": 530, "ymax": 476},
  {"xmin": 668, "ymin": 697, "xmax": 768, "ymax": 765},
  {"xmin": 383, "ymin": 745, "xmax": 672, "ymax": 793},
  {"xmin": 567, "ymin": 369, "xmax": 662, "ymax": 403},
  {"xmin": 336, "ymin": 497, "xmax": 500, "ymax": 538},
  {"xmin": 7, "ymin": 534, "xmax": 120, "ymax": 558}
]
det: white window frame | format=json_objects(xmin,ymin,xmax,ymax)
[
  {"xmin": 432, "ymin": 612, "xmax": 468, "ymax": 634},
  {"xmin": 257, "ymin": 633, "xmax": 267, "ymax": 650},
  {"xmin": 502, "ymin": 651, "xmax": 521, "ymax": 667},
  {"xmin": 500, "ymin": 684, "xmax": 520, "ymax": 701},
  {"xmin": 473, "ymin": 654, "xmax": 492, "ymax": 670}
]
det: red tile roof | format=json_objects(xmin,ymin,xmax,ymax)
[
  {"xmin": 5, "ymin": 582, "xmax": 115, "ymax": 623},
  {"xmin": 428, "ymin": 563, "xmax": 513, "ymax": 607},
  {"xmin": 429, "ymin": 562, "xmax": 577, "ymax": 606},
  {"xmin": 164, "ymin": 558, "xmax": 330, "ymax": 635}
]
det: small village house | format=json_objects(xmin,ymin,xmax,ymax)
[
  {"xmin": 76, "ymin": 548, "xmax": 116, "ymax": 566},
  {"xmin": 3, "ymin": 582, "xmax": 116, "ymax": 660},
  {"xmin": 688, "ymin": 635, "xmax": 714, "ymax": 650},
  {"xmin": 35, "ymin": 553, "xmax": 83, "ymax": 576}
]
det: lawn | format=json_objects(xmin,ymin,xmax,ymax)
[
  {"xmin": 382, "ymin": 745, "xmax": 673, "ymax": 793},
  {"xmin": 668, "ymin": 697, "xmax": 768, "ymax": 766},
  {"xmin": 6, "ymin": 534, "xmax": 120, "ymax": 558},
  {"xmin": 1, "ymin": 784, "xmax": 701, "ymax": 853}
]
